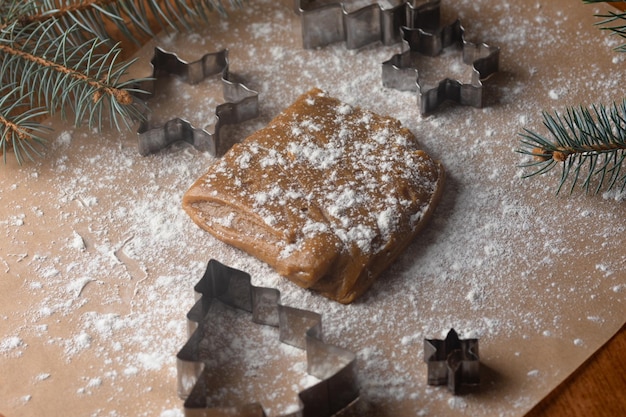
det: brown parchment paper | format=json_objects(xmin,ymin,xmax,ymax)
[{"xmin": 1, "ymin": 0, "xmax": 625, "ymax": 416}]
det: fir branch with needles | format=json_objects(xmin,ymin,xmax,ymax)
[
  {"xmin": 517, "ymin": 1, "xmax": 626, "ymax": 194},
  {"xmin": 2, "ymin": 20, "xmax": 143, "ymax": 127},
  {"xmin": 0, "ymin": 0, "xmax": 242, "ymax": 165},
  {"xmin": 0, "ymin": 85, "xmax": 50, "ymax": 164},
  {"xmin": 518, "ymin": 101, "xmax": 626, "ymax": 194},
  {"xmin": 16, "ymin": 0, "xmax": 243, "ymax": 45},
  {"xmin": 584, "ymin": 0, "xmax": 626, "ymax": 52}
]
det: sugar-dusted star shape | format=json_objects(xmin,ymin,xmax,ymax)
[{"xmin": 424, "ymin": 328, "xmax": 480, "ymax": 394}]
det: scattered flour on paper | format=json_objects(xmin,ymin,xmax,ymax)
[{"xmin": 2, "ymin": 0, "xmax": 626, "ymax": 416}]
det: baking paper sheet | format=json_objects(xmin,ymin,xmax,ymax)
[{"xmin": 1, "ymin": 0, "xmax": 625, "ymax": 416}]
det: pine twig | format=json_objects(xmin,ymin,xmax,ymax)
[
  {"xmin": 4, "ymin": 20, "xmax": 148, "ymax": 124},
  {"xmin": 518, "ymin": 100, "xmax": 626, "ymax": 194},
  {"xmin": 0, "ymin": 85, "xmax": 50, "ymax": 164},
  {"xmin": 0, "ymin": 0, "xmax": 245, "ymax": 165},
  {"xmin": 16, "ymin": 0, "xmax": 241, "ymax": 45},
  {"xmin": 584, "ymin": 0, "xmax": 626, "ymax": 51}
]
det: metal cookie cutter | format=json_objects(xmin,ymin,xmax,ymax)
[
  {"xmin": 176, "ymin": 259, "xmax": 359, "ymax": 416},
  {"xmin": 294, "ymin": 0, "xmax": 440, "ymax": 50},
  {"xmin": 293, "ymin": 0, "xmax": 404, "ymax": 49},
  {"xmin": 424, "ymin": 328, "xmax": 480, "ymax": 394},
  {"xmin": 136, "ymin": 47, "xmax": 259, "ymax": 156},
  {"xmin": 382, "ymin": 1, "xmax": 500, "ymax": 114}
]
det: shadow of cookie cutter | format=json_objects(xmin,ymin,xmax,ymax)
[
  {"xmin": 382, "ymin": 4, "xmax": 500, "ymax": 114},
  {"xmin": 176, "ymin": 259, "xmax": 359, "ymax": 416},
  {"xmin": 293, "ymin": 0, "xmax": 441, "ymax": 49},
  {"xmin": 424, "ymin": 328, "xmax": 480, "ymax": 394},
  {"xmin": 136, "ymin": 47, "xmax": 259, "ymax": 156}
]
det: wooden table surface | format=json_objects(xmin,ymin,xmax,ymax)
[{"xmin": 526, "ymin": 323, "xmax": 626, "ymax": 417}]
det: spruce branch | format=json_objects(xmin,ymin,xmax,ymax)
[
  {"xmin": 517, "ymin": 1, "xmax": 626, "ymax": 195},
  {"xmin": 0, "ymin": 0, "xmax": 244, "ymax": 165},
  {"xmin": 1, "ymin": 19, "xmax": 148, "ymax": 162},
  {"xmin": 15, "ymin": 0, "xmax": 241, "ymax": 45},
  {"xmin": 0, "ymin": 1, "xmax": 36, "ymax": 27},
  {"xmin": 584, "ymin": 0, "xmax": 626, "ymax": 52},
  {"xmin": 0, "ymin": 85, "xmax": 50, "ymax": 164},
  {"xmin": 518, "ymin": 100, "xmax": 626, "ymax": 194}
]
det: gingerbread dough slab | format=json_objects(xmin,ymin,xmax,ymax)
[{"xmin": 183, "ymin": 88, "xmax": 444, "ymax": 303}]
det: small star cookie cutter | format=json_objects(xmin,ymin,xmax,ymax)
[
  {"xmin": 176, "ymin": 259, "xmax": 359, "ymax": 416},
  {"xmin": 381, "ymin": 1, "xmax": 500, "ymax": 114},
  {"xmin": 424, "ymin": 328, "xmax": 480, "ymax": 394},
  {"xmin": 136, "ymin": 47, "xmax": 259, "ymax": 156}
]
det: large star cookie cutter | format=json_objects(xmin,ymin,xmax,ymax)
[
  {"xmin": 176, "ymin": 259, "xmax": 359, "ymax": 416},
  {"xmin": 136, "ymin": 47, "xmax": 259, "ymax": 156},
  {"xmin": 293, "ymin": 0, "xmax": 440, "ymax": 49},
  {"xmin": 424, "ymin": 328, "xmax": 480, "ymax": 394},
  {"xmin": 382, "ymin": 1, "xmax": 500, "ymax": 114}
]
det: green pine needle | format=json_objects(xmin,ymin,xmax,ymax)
[
  {"xmin": 0, "ymin": 0, "xmax": 244, "ymax": 165},
  {"xmin": 1, "ymin": 19, "xmax": 150, "ymax": 132},
  {"xmin": 18, "ymin": 0, "xmax": 241, "ymax": 44},
  {"xmin": 0, "ymin": 85, "xmax": 50, "ymax": 165},
  {"xmin": 584, "ymin": 0, "xmax": 626, "ymax": 52},
  {"xmin": 517, "ymin": 1, "xmax": 626, "ymax": 195},
  {"xmin": 518, "ymin": 100, "xmax": 626, "ymax": 194}
]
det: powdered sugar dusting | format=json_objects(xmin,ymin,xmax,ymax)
[
  {"xmin": 1, "ymin": 0, "xmax": 625, "ymax": 416},
  {"xmin": 191, "ymin": 89, "xmax": 440, "ymax": 272}
]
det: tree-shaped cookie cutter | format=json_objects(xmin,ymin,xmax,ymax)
[
  {"xmin": 176, "ymin": 259, "xmax": 359, "ymax": 416},
  {"xmin": 381, "ymin": 1, "xmax": 500, "ymax": 114},
  {"xmin": 136, "ymin": 47, "xmax": 259, "ymax": 156}
]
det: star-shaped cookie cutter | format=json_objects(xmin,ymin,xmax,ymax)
[
  {"xmin": 176, "ymin": 259, "xmax": 359, "ymax": 416},
  {"xmin": 294, "ymin": 0, "xmax": 440, "ymax": 50},
  {"xmin": 423, "ymin": 328, "xmax": 480, "ymax": 394},
  {"xmin": 136, "ymin": 47, "xmax": 259, "ymax": 156},
  {"xmin": 382, "ymin": 1, "xmax": 500, "ymax": 114}
]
